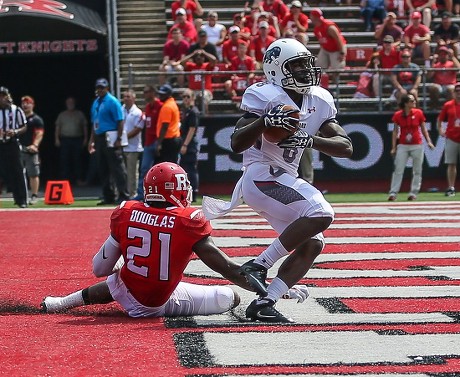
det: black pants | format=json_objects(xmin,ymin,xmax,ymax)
[
  {"xmin": 95, "ymin": 134, "xmax": 129, "ymax": 202},
  {"xmin": 157, "ymin": 137, "xmax": 181, "ymax": 164},
  {"xmin": 0, "ymin": 140, "xmax": 28, "ymax": 205},
  {"xmin": 180, "ymin": 151, "xmax": 199, "ymax": 199}
]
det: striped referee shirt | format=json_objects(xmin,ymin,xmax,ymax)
[{"xmin": 0, "ymin": 104, "xmax": 27, "ymax": 142}]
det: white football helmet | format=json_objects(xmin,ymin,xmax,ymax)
[{"xmin": 263, "ymin": 38, "xmax": 321, "ymax": 94}]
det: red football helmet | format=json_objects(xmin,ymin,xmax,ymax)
[{"xmin": 143, "ymin": 162, "xmax": 192, "ymax": 207}]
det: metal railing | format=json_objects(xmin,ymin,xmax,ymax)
[{"xmin": 124, "ymin": 67, "xmax": 459, "ymax": 113}]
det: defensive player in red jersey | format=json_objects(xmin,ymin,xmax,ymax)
[{"xmin": 41, "ymin": 162, "xmax": 255, "ymax": 317}]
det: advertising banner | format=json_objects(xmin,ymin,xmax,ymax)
[{"xmin": 196, "ymin": 113, "xmax": 444, "ymax": 183}]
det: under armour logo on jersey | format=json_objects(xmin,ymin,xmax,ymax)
[
  {"xmin": 307, "ymin": 106, "xmax": 316, "ymax": 113},
  {"xmin": 263, "ymin": 46, "xmax": 281, "ymax": 64}
]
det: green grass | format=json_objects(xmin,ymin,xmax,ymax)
[{"xmin": 0, "ymin": 191, "xmax": 457, "ymax": 209}]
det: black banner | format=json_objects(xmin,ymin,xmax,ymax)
[{"xmin": 196, "ymin": 113, "xmax": 445, "ymax": 183}]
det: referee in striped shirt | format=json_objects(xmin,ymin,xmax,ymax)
[{"xmin": 0, "ymin": 86, "xmax": 28, "ymax": 208}]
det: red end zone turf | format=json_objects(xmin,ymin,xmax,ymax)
[{"xmin": 1, "ymin": 204, "xmax": 460, "ymax": 376}]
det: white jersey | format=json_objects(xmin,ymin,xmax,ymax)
[{"xmin": 240, "ymin": 82, "xmax": 337, "ymax": 176}]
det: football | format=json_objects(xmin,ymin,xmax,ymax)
[{"xmin": 263, "ymin": 105, "xmax": 299, "ymax": 143}]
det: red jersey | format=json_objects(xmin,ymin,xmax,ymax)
[
  {"xmin": 163, "ymin": 39, "xmax": 190, "ymax": 61},
  {"xmin": 438, "ymin": 99, "xmax": 460, "ymax": 143},
  {"xmin": 185, "ymin": 61, "xmax": 213, "ymax": 90},
  {"xmin": 230, "ymin": 55, "xmax": 256, "ymax": 71},
  {"xmin": 432, "ymin": 60, "xmax": 457, "ymax": 86},
  {"xmin": 404, "ymin": 24, "xmax": 430, "ymax": 45},
  {"xmin": 392, "ymin": 108, "xmax": 426, "ymax": 145},
  {"xmin": 171, "ymin": 0, "xmax": 197, "ymax": 21},
  {"xmin": 411, "ymin": 0, "xmax": 436, "ymax": 9},
  {"xmin": 111, "ymin": 201, "xmax": 212, "ymax": 307},
  {"xmin": 280, "ymin": 12, "xmax": 309, "ymax": 33},
  {"xmin": 144, "ymin": 99, "xmax": 163, "ymax": 146},
  {"xmin": 222, "ymin": 39, "xmax": 247, "ymax": 62},
  {"xmin": 261, "ymin": 0, "xmax": 289, "ymax": 18},
  {"xmin": 313, "ymin": 19, "xmax": 347, "ymax": 52},
  {"xmin": 379, "ymin": 48, "xmax": 401, "ymax": 73},
  {"xmin": 249, "ymin": 35, "xmax": 276, "ymax": 62},
  {"xmin": 168, "ymin": 21, "xmax": 197, "ymax": 43}
]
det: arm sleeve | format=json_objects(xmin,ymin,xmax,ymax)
[{"xmin": 92, "ymin": 235, "xmax": 122, "ymax": 277}]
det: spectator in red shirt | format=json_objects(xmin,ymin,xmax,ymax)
[
  {"xmin": 391, "ymin": 49, "xmax": 421, "ymax": 102},
  {"xmin": 242, "ymin": 3, "xmax": 263, "ymax": 32},
  {"xmin": 403, "ymin": 11, "xmax": 432, "ymax": 67},
  {"xmin": 406, "ymin": 0, "xmax": 436, "ymax": 27},
  {"xmin": 310, "ymin": 8, "xmax": 347, "ymax": 80},
  {"xmin": 224, "ymin": 42, "xmax": 256, "ymax": 98},
  {"xmin": 388, "ymin": 93, "xmax": 434, "ymax": 201},
  {"xmin": 222, "ymin": 26, "xmax": 248, "ymax": 65},
  {"xmin": 180, "ymin": 49, "xmax": 216, "ymax": 114},
  {"xmin": 437, "ymin": 82, "xmax": 460, "ymax": 197},
  {"xmin": 159, "ymin": 28, "xmax": 190, "ymax": 87},
  {"xmin": 261, "ymin": 0, "xmax": 289, "ymax": 20},
  {"xmin": 249, "ymin": 21, "xmax": 276, "ymax": 68},
  {"xmin": 171, "ymin": 0, "xmax": 203, "ymax": 22},
  {"xmin": 280, "ymin": 0, "xmax": 309, "ymax": 35},
  {"xmin": 377, "ymin": 35, "xmax": 402, "ymax": 94},
  {"xmin": 230, "ymin": 13, "xmax": 252, "ymax": 42},
  {"xmin": 253, "ymin": 11, "xmax": 281, "ymax": 38},
  {"xmin": 428, "ymin": 46, "xmax": 460, "ymax": 108},
  {"xmin": 168, "ymin": 8, "xmax": 198, "ymax": 44},
  {"xmin": 374, "ymin": 12, "xmax": 403, "ymax": 47}
]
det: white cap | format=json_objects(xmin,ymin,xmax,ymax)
[
  {"xmin": 291, "ymin": 0, "xmax": 303, "ymax": 8},
  {"xmin": 259, "ymin": 21, "xmax": 269, "ymax": 28},
  {"xmin": 175, "ymin": 7, "xmax": 186, "ymax": 15},
  {"xmin": 229, "ymin": 25, "xmax": 240, "ymax": 33}
]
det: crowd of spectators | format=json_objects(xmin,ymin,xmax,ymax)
[{"xmin": 160, "ymin": 0, "xmax": 459, "ymax": 111}]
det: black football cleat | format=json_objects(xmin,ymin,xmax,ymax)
[
  {"xmin": 239, "ymin": 259, "xmax": 268, "ymax": 297},
  {"xmin": 246, "ymin": 299, "xmax": 294, "ymax": 323}
]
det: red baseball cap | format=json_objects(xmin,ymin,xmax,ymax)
[
  {"xmin": 411, "ymin": 11, "xmax": 422, "ymax": 19},
  {"xmin": 310, "ymin": 8, "xmax": 323, "ymax": 18}
]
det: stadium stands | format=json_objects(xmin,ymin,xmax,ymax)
[{"xmin": 117, "ymin": 0, "xmax": 460, "ymax": 113}]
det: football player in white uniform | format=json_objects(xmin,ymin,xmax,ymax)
[{"xmin": 203, "ymin": 38, "xmax": 353, "ymax": 323}]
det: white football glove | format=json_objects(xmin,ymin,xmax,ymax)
[
  {"xmin": 282, "ymin": 284, "xmax": 310, "ymax": 303},
  {"xmin": 277, "ymin": 129, "xmax": 314, "ymax": 149},
  {"xmin": 263, "ymin": 104, "xmax": 299, "ymax": 133}
]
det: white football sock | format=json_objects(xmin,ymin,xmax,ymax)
[
  {"xmin": 59, "ymin": 290, "xmax": 85, "ymax": 310},
  {"xmin": 254, "ymin": 238, "xmax": 289, "ymax": 269},
  {"xmin": 266, "ymin": 277, "xmax": 289, "ymax": 303}
]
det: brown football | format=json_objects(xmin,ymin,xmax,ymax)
[{"xmin": 263, "ymin": 105, "xmax": 299, "ymax": 143}]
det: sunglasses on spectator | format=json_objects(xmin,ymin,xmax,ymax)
[
  {"xmin": 383, "ymin": 41, "xmax": 392, "ymax": 43},
  {"xmin": 182, "ymin": 95, "xmax": 191, "ymax": 98},
  {"xmin": 402, "ymin": 55, "xmax": 411, "ymax": 58}
]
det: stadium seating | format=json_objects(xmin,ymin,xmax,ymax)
[{"xmin": 118, "ymin": 0, "xmax": 460, "ymax": 113}]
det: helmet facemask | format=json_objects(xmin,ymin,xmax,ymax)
[{"xmin": 282, "ymin": 55, "xmax": 322, "ymax": 94}]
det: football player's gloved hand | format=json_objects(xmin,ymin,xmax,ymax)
[
  {"xmin": 263, "ymin": 104, "xmax": 299, "ymax": 133},
  {"xmin": 277, "ymin": 129, "xmax": 314, "ymax": 149},
  {"xmin": 282, "ymin": 284, "xmax": 310, "ymax": 303}
]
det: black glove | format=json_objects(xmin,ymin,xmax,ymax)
[
  {"xmin": 263, "ymin": 104, "xmax": 299, "ymax": 132},
  {"xmin": 277, "ymin": 129, "xmax": 314, "ymax": 149}
]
